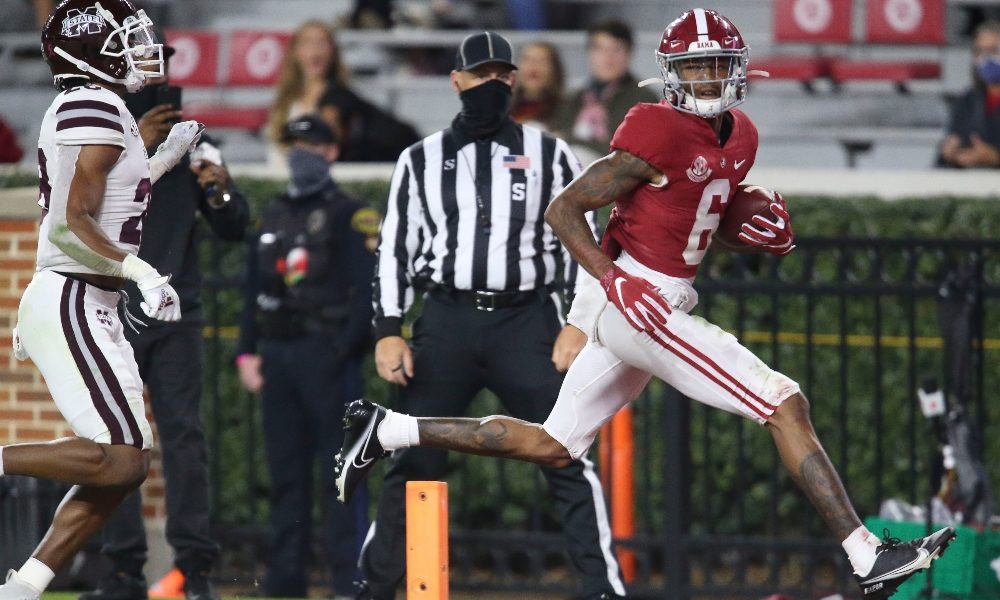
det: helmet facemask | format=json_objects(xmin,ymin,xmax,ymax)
[
  {"xmin": 656, "ymin": 46, "xmax": 747, "ymax": 118},
  {"xmin": 51, "ymin": 3, "xmax": 163, "ymax": 92}
]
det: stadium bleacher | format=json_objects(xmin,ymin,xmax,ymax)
[{"xmin": 0, "ymin": 0, "xmax": 979, "ymax": 168}]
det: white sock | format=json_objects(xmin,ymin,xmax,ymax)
[
  {"xmin": 16, "ymin": 558, "xmax": 54, "ymax": 594},
  {"xmin": 0, "ymin": 445, "xmax": 5, "ymax": 476},
  {"xmin": 376, "ymin": 409, "xmax": 420, "ymax": 451},
  {"xmin": 842, "ymin": 525, "xmax": 879, "ymax": 576}
]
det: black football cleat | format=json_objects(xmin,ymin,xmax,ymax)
[
  {"xmin": 854, "ymin": 526, "xmax": 956, "ymax": 598},
  {"xmin": 335, "ymin": 399, "xmax": 390, "ymax": 504}
]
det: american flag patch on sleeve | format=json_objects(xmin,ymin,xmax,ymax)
[{"xmin": 503, "ymin": 155, "xmax": 530, "ymax": 169}]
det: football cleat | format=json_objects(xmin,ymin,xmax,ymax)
[
  {"xmin": 335, "ymin": 399, "xmax": 390, "ymax": 504},
  {"xmin": 854, "ymin": 527, "xmax": 956, "ymax": 598}
]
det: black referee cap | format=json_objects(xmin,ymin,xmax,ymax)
[
  {"xmin": 281, "ymin": 115, "xmax": 338, "ymax": 145},
  {"xmin": 455, "ymin": 31, "xmax": 517, "ymax": 71}
]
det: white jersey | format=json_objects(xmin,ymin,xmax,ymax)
[{"xmin": 35, "ymin": 84, "xmax": 150, "ymax": 275}]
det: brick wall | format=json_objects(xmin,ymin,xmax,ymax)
[{"xmin": 0, "ymin": 217, "xmax": 166, "ymax": 519}]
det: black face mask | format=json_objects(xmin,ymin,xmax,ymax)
[
  {"xmin": 124, "ymin": 83, "xmax": 164, "ymax": 121},
  {"xmin": 452, "ymin": 79, "xmax": 513, "ymax": 138}
]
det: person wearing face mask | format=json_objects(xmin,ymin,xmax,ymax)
[
  {"xmin": 79, "ymin": 29, "xmax": 249, "ymax": 600},
  {"xmin": 939, "ymin": 20, "xmax": 1000, "ymax": 168},
  {"xmin": 352, "ymin": 31, "xmax": 624, "ymax": 600},
  {"xmin": 235, "ymin": 115, "xmax": 378, "ymax": 600}
]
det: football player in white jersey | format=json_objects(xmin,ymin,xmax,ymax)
[{"xmin": 1, "ymin": 2, "xmax": 202, "ymax": 598}]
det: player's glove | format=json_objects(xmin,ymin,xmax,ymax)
[
  {"xmin": 738, "ymin": 193, "xmax": 795, "ymax": 256},
  {"xmin": 12, "ymin": 326, "xmax": 28, "ymax": 361},
  {"xmin": 136, "ymin": 271, "xmax": 182, "ymax": 322},
  {"xmin": 149, "ymin": 120, "xmax": 205, "ymax": 184},
  {"xmin": 599, "ymin": 264, "xmax": 672, "ymax": 335}
]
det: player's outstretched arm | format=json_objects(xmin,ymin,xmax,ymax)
[
  {"xmin": 49, "ymin": 144, "xmax": 182, "ymax": 320},
  {"xmin": 49, "ymin": 144, "xmax": 130, "ymax": 272},
  {"xmin": 545, "ymin": 150, "xmax": 661, "ymax": 280}
]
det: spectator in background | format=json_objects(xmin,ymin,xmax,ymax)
[
  {"xmin": 511, "ymin": 41, "xmax": 565, "ymax": 131},
  {"xmin": 79, "ymin": 32, "xmax": 250, "ymax": 600},
  {"xmin": 318, "ymin": 80, "xmax": 421, "ymax": 162},
  {"xmin": 552, "ymin": 20, "xmax": 657, "ymax": 163},
  {"xmin": 266, "ymin": 20, "xmax": 348, "ymax": 166},
  {"xmin": 939, "ymin": 21, "xmax": 1000, "ymax": 169},
  {"xmin": 237, "ymin": 116, "xmax": 378, "ymax": 600},
  {"xmin": 0, "ymin": 115, "xmax": 24, "ymax": 163}
]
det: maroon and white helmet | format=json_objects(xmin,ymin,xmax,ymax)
[
  {"xmin": 655, "ymin": 8, "xmax": 748, "ymax": 117},
  {"xmin": 41, "ymin": 0, "xmax": 163, "ymax": 92}
]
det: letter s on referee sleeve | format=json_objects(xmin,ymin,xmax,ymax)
[{"xmin": 374, "ymin": 149, "xmax": 423, "ymax": 323}]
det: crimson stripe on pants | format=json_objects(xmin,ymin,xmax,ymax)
[
  {"xmin": 73, "ymin": 281, "xmax": 143, "ymax": 447},
  {"xmin": 646, "ymin": 325, "xmax": 772, "ymax": 420},
  {"xmin": 60, "ymin": 279, "xmax": 125, "ymax": 444}
]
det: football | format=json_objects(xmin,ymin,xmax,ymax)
[{"xmin": 715, "ymin": 184, "xmax": 779, "ymax": 248}]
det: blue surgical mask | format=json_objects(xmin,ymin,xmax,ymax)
[
  {"xmin": 977, "ymin": 55, "xmax": 1000, "ymax": 85},
  {"xmin": 287, "ymin": 147, "xmax": 331, "ymax": 197}
]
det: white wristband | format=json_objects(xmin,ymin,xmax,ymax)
[
  {"xmin": 121, "ymin": 254, "xmax": 157, "ymax": 282},
  {"xmin": 148, "ymin": 154, "xmax": 167, "ymax": 184}
]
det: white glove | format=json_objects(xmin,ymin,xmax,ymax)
[
  {"xmin": 136, "ymin": 272, "xmax": 182, "ymax": 321},
  {"xmin": 149, "ymin": 120, "xmax": 205, "ymax": 183},
  {"xmin": 12, "ymin": 326, "xmax": 28, "ymax": 361}
]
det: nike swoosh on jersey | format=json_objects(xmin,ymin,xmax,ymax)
[{"xmin": 734, "ymin": 159, "xmax": 747, "ymax": 169}]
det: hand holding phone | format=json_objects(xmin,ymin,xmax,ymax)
[{"xmin": 155, "ymin": 85, "xmax": 183, "ymax": 124}]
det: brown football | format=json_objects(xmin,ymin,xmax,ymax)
[{"xmin": 715, "ymin": 184, "xmax": 778, "ymax": 248}]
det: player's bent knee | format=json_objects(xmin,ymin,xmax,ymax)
[
  {"xmin": 100, "ymin": 445, "xmax": 149, "ymax": 488},
  {"xmin": 769, "ymin": 392, "xmax": 813, "ymax": 430},
  {"xmin": 531, "ymin": 432, "xmax": 574, "ymax": 469}
]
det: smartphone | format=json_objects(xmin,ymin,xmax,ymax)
[{"xmin": 155, "ymin": 85, "xmax": 182, "ymax": 124}]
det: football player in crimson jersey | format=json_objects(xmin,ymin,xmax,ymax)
[
  {"xmin": 334, "ymin": 9, "xmax": 954, "ymax": 598},
  {"xmin": 0, "ymin": 2, "xmax": 201, "ymax": 599}
]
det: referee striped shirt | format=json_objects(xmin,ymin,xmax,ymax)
[{"xmin": 374, "ymin": 120, "xmax": 597, "ymax": 336}]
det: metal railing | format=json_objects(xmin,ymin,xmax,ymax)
[{"xmin": 195, "ymin": 237, "xmax": 1000, "ymax": 598}]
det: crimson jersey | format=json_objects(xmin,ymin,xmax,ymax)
[{"xmin": 607, "ymin": 101, "xmax": 758, "ymax": 278}]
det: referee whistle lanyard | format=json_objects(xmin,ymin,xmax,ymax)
[{"xmin": 453, "ymin": 80, "xmax": 514, "ymax": 236}]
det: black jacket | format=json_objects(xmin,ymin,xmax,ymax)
[
  {"xmin": 237, "ymin": 180, "xmax": 377, "ymax": 360},
  {"xmin": 124, "ymin": 155, "xmax": 250, "ymax": 326},
  {"xmin": 938, "ymin": 87, "xmax": 1000, "ymax": 167}
]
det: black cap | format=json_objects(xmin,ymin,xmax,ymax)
[
  {"xmin": 281, "ymin": 115, "xmax": 338, "ymax": 145},
  {"xmin": 150, "ymin": 26, "xmax": 175, "ymax": 59},
  {"xmin": 455, "ymin": 31, "xmax": 517, "ymax": 71}
]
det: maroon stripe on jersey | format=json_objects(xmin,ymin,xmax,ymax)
[
  {"xmin": 61, "ymin": 279, "xmax": 125, "ymax": 445},
  {"xmin": 647, "ymin": 326, "xmax": 771, "ymax": 420},
  {"xmin": 73, "ymin": 282, "xmax": 144, "ymax": 448},
  {"xmin": 57, "ymin": 100, "xmax": 120, "ymax": 116},
  {"xmin": 56, "ymin": 116, "xmax": 124, "ymax": 133},
  {"xmin": 670, "ymin": 335, "xmax": 778, "ymax": 411}
]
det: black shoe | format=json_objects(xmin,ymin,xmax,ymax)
[
  {"xmin": 352, "ymin": 580, "xmax": 372, "ymax": 600},
  {"xmin": 78, "ymin": 572, "xmax": 148, "ymax": 600},
  {"xmin": 581, "ymin": 593, "xmax": 625, "ymax": 600},
  {"xmin": 854, "ymin": 526, "xmax": 956, "ymax": 598},
  {"xmin": 182, "ymin": 572, "xmax": 219, "ymax": 600},
  {"xmin": 335, "ymin": 399, "xmax": 390, "ymax": 504}
]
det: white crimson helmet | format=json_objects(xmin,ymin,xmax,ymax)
[
  {"xmin": 41, "ymin": 0, "xmax": 163, "ymax": 92},
  {"xmin": 655, "ymin": 8, "xmax": 748, "ymax": 118}
]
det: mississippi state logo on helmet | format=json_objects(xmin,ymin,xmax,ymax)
[
  {"xmin": 41, "ymin": 0, "xmax": 163, "ymax": 92},
  {"xmin": 655, "ymin": 8, "xmax": 748, "ymax": 118}
]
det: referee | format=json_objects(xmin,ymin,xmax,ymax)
[{"xmin": 359, "ymin": 32, "xmax": 625, "ymax": 600}]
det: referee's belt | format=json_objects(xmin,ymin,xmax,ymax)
[{"xmin": 431, "ymin": 287, "xmax": 548, "ymax": 312}]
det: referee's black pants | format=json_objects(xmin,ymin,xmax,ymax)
[
  {"xmin": 101, "ymin": 324, "xmax": 220, "ymax": 578},
  {"xmin": 360, "ymin": 291, "xmax": 623, "ymax": 599}
]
